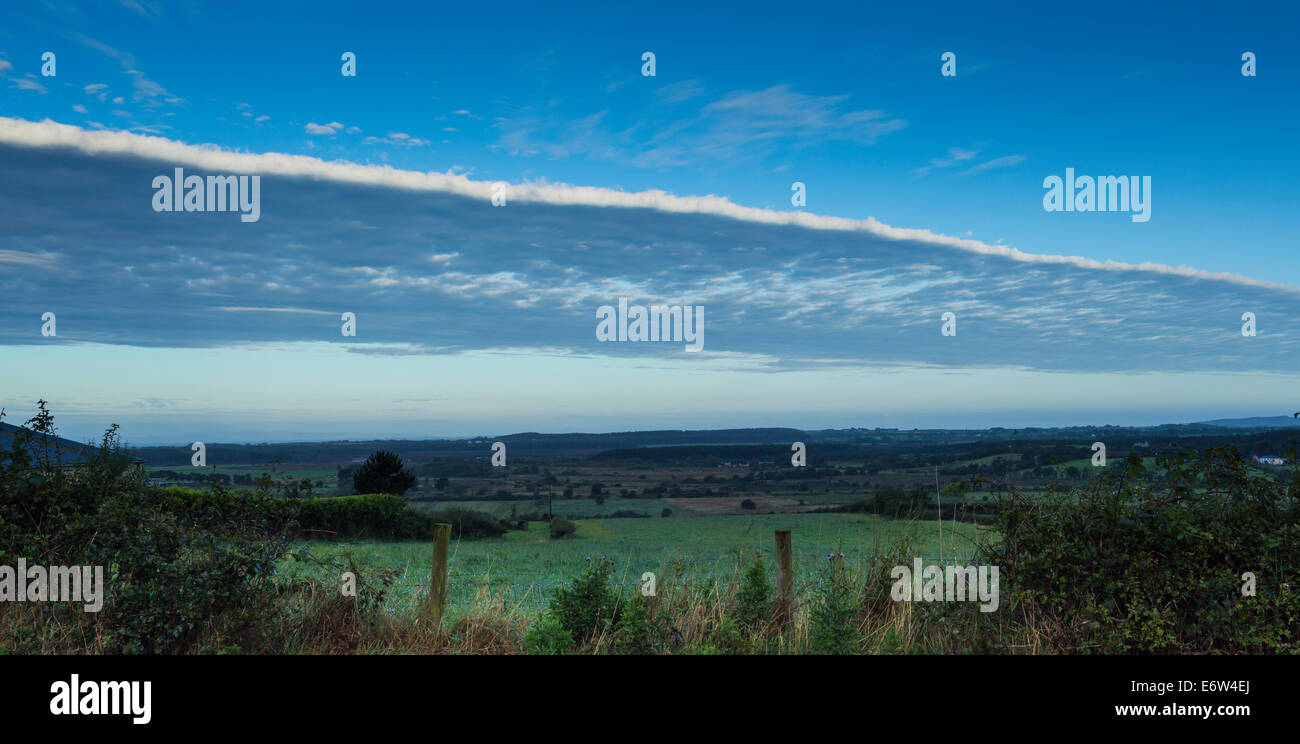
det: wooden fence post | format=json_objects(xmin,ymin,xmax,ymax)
[
  {"xmin": 775, "ymin": 529, "xmax": 793, "ymax": 625},
  {"xmin": 427, "ymin": 522, "xmax": 452, "ymax": 625}
]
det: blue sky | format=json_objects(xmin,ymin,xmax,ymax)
[{"xmin": 1, "ymin": 1, "xmax": 1297, "ymax": 444}]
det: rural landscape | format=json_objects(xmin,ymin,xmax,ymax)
[
  {"xmin": 2, "ymin": 10, "xmax": 1298, "ymax": 725},
  {"xmin": 3, "ymin": 403, "xmax": 1297, "ymax": 655}
]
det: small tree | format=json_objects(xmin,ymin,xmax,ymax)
[
  {"xmin": 550, "ymin": 517, "xmax": 576, "ymax": 539},
  {"xmin": 352, "ymin": 450, "xmax": 417, "ymax": 496}
]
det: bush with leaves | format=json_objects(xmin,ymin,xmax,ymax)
[
  {"xmin": 610, "ymin": 593, "xmax": 672, "ymax": 654},
  {"xmin": 0, "ymin": 403, "xmax": 294, "ymax": 654},
  {"xmin": 548, "ymin": 557, "xmax": 621, "ymax": 644},
  {"xmin": 522, "ymin": 612, "xmax": 572, "ymax": 654},
  {"xmin": 983, "ymin": 447, "xmax": 1300, "ymax": 653},
  {"xmin": 426, "ymin": 506, "xmax": 508, "ymax": 539},
  {"xmin": 808, "ymin": 555, "xmax": 859, "ymax": 654},
  {"xmin": 733, "ymin": 553, "xmax": 772, "ymax": 636},
  {"xmin": 351, "ymin": 450, "xmax": 417, "ymax": 496},
  {"xmin": 549, "ymin": 516, "xmax": 576, "ymax": 539}
]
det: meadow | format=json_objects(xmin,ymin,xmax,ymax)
[{"xmin": 278, "ymin": 512, "xmax": 986, "ymax": 619}]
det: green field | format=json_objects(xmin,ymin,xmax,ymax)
[{"xmin": 279, "ymin": 512, "xmax": 987, "ymax": 618}]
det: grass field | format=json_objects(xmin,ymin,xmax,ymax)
[{"xmin": 279, "ymin": 512, "xmax": 987, "ymax": 619}]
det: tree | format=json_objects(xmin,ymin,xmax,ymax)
[{"xmin": 352, "ymin": 450, "xmax": 417, "ymax": 496}]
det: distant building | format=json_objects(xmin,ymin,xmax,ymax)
[
  {"xmin": 1132, "ymin": 441, "xmax": 1149, "ymax": 448},
  {"xmin": 0, "ymin": 421, "xmax": 144, "ymax": 472},
  {"xmin": 1253, "ymin": 455, "xmax": 1287, "ymax": 466}
]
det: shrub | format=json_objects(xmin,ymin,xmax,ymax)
[
  {"xmin": 522, "ymin": 612, "xmax": 572, "ymax": 654},
  {"xmin": 740, "ymin": 499, "xmax": 757, "ymax": 510},
  {"xmin": 704, "ymin": 618, "xmax": 746, "ymax": 655},
  {"xmin": 549, "ymin": 517, "xmax": 576, "ymax": 539},
  {"xmin": 808, "ymin": 556, "xmax": 859, "ymax": 654},
  {"xmin": 549, "ymin": 558, "xmax": 621, "ymax": 644},
  {"xmin": 0, "ymin": 404, "xmax": 292, "ymax": 654},
  {"xmin": 425, "ymin": 506, "xmax": 507, "ymax": 539},
  {"xmin": 92, "ymin": 488, "xmax": 291, "ymax": 654},
  {"xmin": 611, "ymin": 594, "xmax": 667, "ymax": 654},
  {"xmin": 351, "ymin": 450, "xmax": 417, "ymax": 496},
  {"xmin": 734, "ymin": 554, "xmax": 772, "ymax": 634},
  {"xmin": 984, "ymin": 448, "xmax": 1300, "ymax": 653},
  {"xmin": 294, "ymin": 493, "xmax": 407, "ymax": 537}
]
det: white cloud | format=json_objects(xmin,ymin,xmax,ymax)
[
  {"xmin": 0, "ymin": 115, "xmax": 1291, "ymax": 296},
  {"xmin": 654, "ymin": 79, "xmax": 706, "ymax": 104},
  {"xmin": 500, "ymin": 84, "xmax": 906, "ymax": 169},
  {"xmin": 362, "ymin": 131, "xmax": 431, "ymax": 147},
  {"xmin": 915, "ymin": 146, "xmax": 979, "ymax": 176},
  {"xmin": 962, "ymin": 154, "xmax": 1027, "ymax": 174},
  {"xmin": 68, "ymin": 33, "xmax": 181, "ymax": 107},
  {"xmin": 216, "ymin": 306, "xmax": 335, "ymax": 315},
  {"xmin": 0, "ymin": 249, "xmax": 58, "ymax": 268},
  {"xmin": 10, "ymin": 77, "xmax": 47, "ymax": 93}
]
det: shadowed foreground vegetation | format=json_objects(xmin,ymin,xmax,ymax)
[{"xmin": 2, "ymin": 406, "xmax": 1298, "ymax": 655}]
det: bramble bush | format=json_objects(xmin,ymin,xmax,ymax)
[
  {"xmin": 0, "ymin": 405, "xmax": 504, "ymax": 654},
  {"xmin": 984, "ymin": 447, "xmax": 1300, "ymax": 653},
  {"xmin": 0, "ymin": 403, "xmax": 293, "ymax": 654}
]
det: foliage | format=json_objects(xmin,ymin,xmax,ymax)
[
  {"xmin": 548, "ymin": 557, "xmax": 621, "ymax": 643},
  {"xmin": 808, "ymin": 556, "xmax": 858, "ymax": 654},
  {"xmin": 0, "ymin": 402, "xmax": 291, "ymax": 654},
  {"xmin": 549, "ymin": 516, "xmax": 576, "ymax": 539},
  {"xmin": 984, "ymin": 448, "xmax": 1300, "ymax": 653},
  {"xmin": 522, "ymin": 612, "xmax": 572, "ymax": 654},
  {"xmin": 424, "ymin": 506, "xmax": 508, "ymax": 539},
  {"xmin": 352, "ymin": 450, "xmax": 417, "ymax": 496},
  {"xmin": 733, "ymin": 553, "xmax": 772, "ymax": 634}
]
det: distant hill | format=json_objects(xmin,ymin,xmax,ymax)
[
  {"xmin": 125, "ymin": 419, "xmax": 1300, "ymax": 467},
  {"xmin": 1198, "ymin": 416, "xmax": 1300, "ymax": 429}
]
